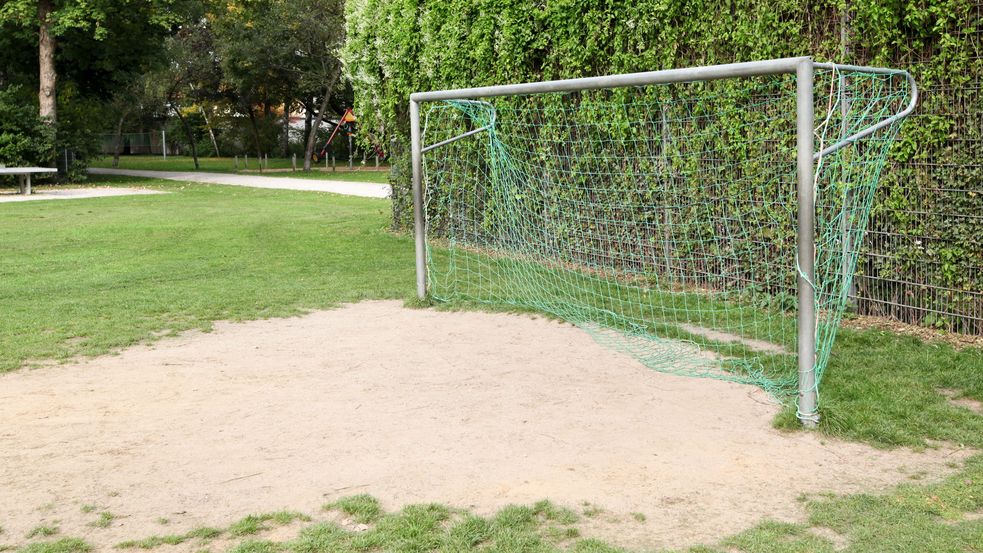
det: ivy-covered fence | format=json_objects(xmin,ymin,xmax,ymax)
[{"xmin": 344, "ymin": 0, "xmax": 982, "ymax": 335}]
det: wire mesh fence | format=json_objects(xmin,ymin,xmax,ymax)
[{"xmin": 849, "ymin": 5, "xmax": 983, "ymax": 335}]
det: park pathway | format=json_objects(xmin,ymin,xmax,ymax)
[{"xmin": 89, "ymin": 168, "xmax": 391, "ymax": 199}]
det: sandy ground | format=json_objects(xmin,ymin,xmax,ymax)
[
  {"xmin": 0, "ymin": 187, "xmax": 165, "ymax": 203},
  {"xmin": 0, "ymin": 301, "xmax": 972, "ymax": 551},
  {"xmin": 88, "ymin": 168, "xmax": 391, "ymax": 198}
]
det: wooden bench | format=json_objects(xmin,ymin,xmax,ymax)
[{"xmin": 0, "ymin": 167, "xmax": 59, "ymax": 195}]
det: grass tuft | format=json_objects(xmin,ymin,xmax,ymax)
[
  {"xmin": 25, "ymin": 526, "xmax": 58, "ymax": 539},
  {"xmin": 88, "ymin": 512, "xmax": 114, "ymax": 529},
  {"xmin": 533, "ymin": 500, "xmax": 579, "ymax": 525},
  {"xmin": 227, "ymin": 541, "xmax": 282, "ymax": 553},
  {"xmin": 324, "ymin": 495, "xmax": 382, "ymax": 524},
  {"xmin": 115, "ymin": 527, "xmax": 222, "ymax": 549},
  {"xmin": 16, "ymin": 539, "xmax": 90, "ymax": 553},
  {"xmin": 228, "ymin": 512, "xmax": 309, "ymax": 537},
  {"xmin": 581, "ymin": 503, "xmax": 604, "ymax": 518}
]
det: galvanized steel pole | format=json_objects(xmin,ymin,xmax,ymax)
[
  {"xmin": 410, "ymin": 100, "xmax": 427, "ymax": 299},
  {"xmin": 796, "ymin": 58, "xmax": 820, "ymax": 427}
]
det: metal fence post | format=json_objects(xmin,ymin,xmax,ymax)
[
  {"xmin": 796, "ymin": 58, "xmax": 819, "ymax": 427},
  {"xmin": 410, "ymin": 99, "xmax": 427, "ymax": 299}
]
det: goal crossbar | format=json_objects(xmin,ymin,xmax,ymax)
[{"xmin": 408, "ymin": 57, "xmax": 916, "ymax": 427}]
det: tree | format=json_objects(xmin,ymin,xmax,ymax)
[
  {"xmin": 286, "ymin": 0, "xmax": 346, "ymax": 171},
  {"xmin": 0, "ymin": 0, "xmax": 181, "ymax": 125},
  {"xmin": 213, "ymin": 0, "xmax": 298, "ymax": 162},
  {"xmin": 151, "ymin": 19, "xmax": 223, "ymax": 169},
  {"xmin": 211, "ymin": 0, "xmax": 344, "ymax": 169}
]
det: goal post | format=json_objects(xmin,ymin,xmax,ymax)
[{"xmin": 409, "ymin": 57, "xmax": 916, "ymax": 427}]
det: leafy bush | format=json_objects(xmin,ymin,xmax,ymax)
[{"xmin": 0, "ymin": 85, "xmax": 55, "ymax": 168}]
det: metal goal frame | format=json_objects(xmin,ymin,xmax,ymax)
[{"xmin": 408, "ymin": 56, "xmax": 917, "ymax": 426}]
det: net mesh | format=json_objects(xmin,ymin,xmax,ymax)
[{"xmin": 421, "ymin": 67, "xmax": 912, "ymax": 406}]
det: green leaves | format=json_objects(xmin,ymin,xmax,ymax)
[{"xmin": 0, "ymin": 85, "xmax": 56, "ymax": 167}]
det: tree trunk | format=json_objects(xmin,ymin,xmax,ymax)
[
  {"xmin": 199, "ymin": 105, "xmax": 221, "ymax": 157},
  {"xmin": 303, "ymin": 93, "xmax": 331, "ymax": 172},
  {"xmin": 111, "ymin": 109, "xmax": 129, "ymax": 168},
  {"xmin": 38, "ymin": 0, "xmax": 57, "ymax": 124},
  {"xmin": 304, "ymin": 81, "xmax": 341, "ymax": 172},
  {"xmin": 281, "ymin": 98, "xmax": 291, "ymax": 157},
  {"xmin": 304, "ymin": 100, "xmax": 313, "ymax": 151},
  {"xmin": 247, "ymin": 107, "xmax": 263, "ymax": 168},
  {"xmin": 173, "ymin": 104, "xmax": 199, "ymax": 170}
]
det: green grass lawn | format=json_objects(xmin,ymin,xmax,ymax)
[
  {"xmin": 0, "ymin": 174, "xmax": 411, "ymax": 373},
  {"xmin": 1, "ymin": 174, "xmax": 981, "ymax": 552},
  {"xmin": 89, "ymin": 155, "xmax": 391, "ymax": 183}
]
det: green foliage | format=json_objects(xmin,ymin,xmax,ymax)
[
  {"xmin": 0, "ymin": 0, "xmax": 181, "ymax": 40},
  {"xmin": 0, "ymin": 85, "xmax": 55, "ymax": 167},
  {"xmin": 344, "ymin": 0, "xmax": 983, "ymax": 332}
]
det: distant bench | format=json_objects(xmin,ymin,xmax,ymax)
[{"xmin": 0, "ymin": 167, "xmax": 58, "ymax": 195}]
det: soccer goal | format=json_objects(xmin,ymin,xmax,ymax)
[{"xmin": 408, "ymin": 57, "xmax": 916, "ymax": 426}]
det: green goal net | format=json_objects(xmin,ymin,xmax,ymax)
[{"xmin": 416, "ymin": 61, "xmax": 914, "ymax": 419}]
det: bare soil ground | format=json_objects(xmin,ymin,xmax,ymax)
[{"xmin": 0, "ymin": 301, "xmax": 972, "ymax": 551}]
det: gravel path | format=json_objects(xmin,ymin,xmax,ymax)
[
  {"xmin": 89, "ymin": 168, "xmax": 391, "ymax": 198},
  {"xmin": 0, "ymin": 187, "xmax": 165, "ymax": 203}
]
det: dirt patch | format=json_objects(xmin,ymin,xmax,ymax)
[
  {"xmin": 842, "ymin": 315, "xmax": 982, "ymax": 349},
  {"xmin": 938, "ymin": 388, "xmax": 983, "ymax": 414},
  {"xmin": 678, "ymin": 323, "xmax": 790, "ymax": 355},
  {"xmin": 808, "ymin": 526, "xmax": 849, "ymax": 550},
  {"xmin": 0, "ymin": 301, "xmax": 973, "ymax": 551}
]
